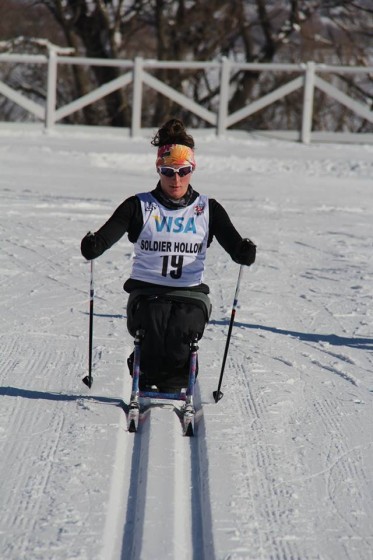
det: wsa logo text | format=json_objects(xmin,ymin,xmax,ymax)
[{"xmin": 154, "ymin": 216, "xmax": 197, "ymax": 234}]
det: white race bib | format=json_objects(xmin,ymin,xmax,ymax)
[{"xmin": 131, "ymin": 193, "xmax": 209, "ymax": 287}]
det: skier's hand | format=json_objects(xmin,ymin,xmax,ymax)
[
  {"xmin": 233, "ymin": 238, "xmax": 256, "ymax": 266},
  {"xmin": 81, "ymin": 231, "xmax": 101, "ymax": 260}
]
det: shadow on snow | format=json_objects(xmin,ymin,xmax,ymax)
[
  {"xmin": 81, "ymin": 311, "xmax": 126, "ymax": 319},
  {"xmin": 0, "ymin": 386, "xmax": 126, "ymax": 407},
  {"xmin": 209, "ymin": 320, "xmax": 373, "ymax": 350}
]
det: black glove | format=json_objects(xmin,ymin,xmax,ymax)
[
  {"xmin": 233, "ymin": 238, "xmax": 256, "ymax": 266},
  {"xmin": 81, "ymin": 231, "xmax": 100, "ymax": 260}
]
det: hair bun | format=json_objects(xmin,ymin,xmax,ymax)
[{"xmin": 152, "ymin": 118, "xmax": 195, "ymax": 148}]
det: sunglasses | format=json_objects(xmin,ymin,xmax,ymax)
[{"xmin": 158, "ymin": 165, "xmax": 193, "ymax": 178}]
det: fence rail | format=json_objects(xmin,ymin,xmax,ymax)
[{"xmin": 0, "ymin": 51, "xmax": 372, "ymax": 143}]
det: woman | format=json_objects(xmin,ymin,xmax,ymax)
[{"xmin": 81, "ymin": 118, "xmax": 256, "ymax": 392}]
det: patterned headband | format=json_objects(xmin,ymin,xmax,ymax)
[{"xmin": 156, "ymin": 144, "xmax": 196, "ymax": 169}]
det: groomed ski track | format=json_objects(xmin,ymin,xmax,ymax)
[
  {"xmin": 1, "ymin": 127, "xmax": 373, "ymax": 559},
  {"xmin": 101, "ymin": 388, "xmax": 214, "ymax": 560}
]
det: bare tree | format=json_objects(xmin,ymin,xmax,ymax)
[
  {"xmin": 224, "ymin": 0, "xmax": 373, "ymax": 132},
  {"xmin": 0, "ymin": 0, "xmax": 372, "ymax": 131}
]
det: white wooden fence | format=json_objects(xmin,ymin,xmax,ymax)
[{"xmin": 0, "ymin": 51, "xmax": 372, "ymax": 143}]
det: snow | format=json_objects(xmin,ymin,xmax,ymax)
[{"xmin": 0, "ymin": 124, "xmax": 372, "ymax": 560}]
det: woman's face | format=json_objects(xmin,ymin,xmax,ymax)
[{"xmin": 158, "ymin": 165, "xmax": 192, "ymax": 200}]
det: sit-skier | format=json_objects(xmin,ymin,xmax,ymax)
[{"xmin": 81, "ymin": 118, "xmax": 256, "ymax": 392}]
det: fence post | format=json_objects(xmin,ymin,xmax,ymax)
[
  {"xmin": 301, "ymin": 61, "xmax": 315, "ymax": 144},
  {"xmin": 45, "ymin": 48, "xmax": 58, "ymax": 130},
  {"xmin": 217, "ymin": 57, "xmax": 230, "ymax": 136},
  {"xmin": 131, "ymin": 57, "xmax": 143, "ymax": 137}
]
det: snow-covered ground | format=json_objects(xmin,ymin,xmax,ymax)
[{"xmin": 0, "ymin": 125, "xmax": 372, "ymax": 560}]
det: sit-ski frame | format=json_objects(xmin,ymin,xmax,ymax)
[{"xmin": 127, "ymin": 329, "xmax": 198, "ymax": 436}]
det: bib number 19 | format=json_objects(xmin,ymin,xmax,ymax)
[{"xmin": 161, "ymin": 255, "xmax": 184, "ymax": 279}]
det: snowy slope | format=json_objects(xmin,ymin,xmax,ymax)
[{"xmin": 0, "ymin": 125, "xmax": 372, "ymax": 560}]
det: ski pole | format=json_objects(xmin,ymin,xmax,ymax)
[
  {"xmin": 213, "ymin": 264, "xmax": 244, "ymax": 403},
  {"xmin": 82, "ymin": 260, "xmax": 94, "ymax": 388}
]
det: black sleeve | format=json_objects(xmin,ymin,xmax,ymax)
[
  {"xmin": 208, "ymin": 199, "xmax": 256, "ymax": 266},
  {"xmin": 81, "ymin": 196, "xmax": 143, "ymax": 260},
  {"xmin": 208, "ymin": 199, "xmax": 242, "ymax": 253}
]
